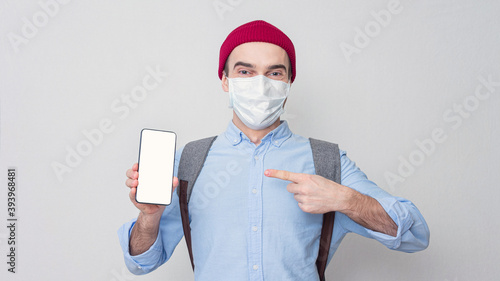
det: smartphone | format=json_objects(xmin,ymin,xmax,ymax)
[{"xmin": 136, "ymin": 129, "xmax": 176, "ymax": 205}]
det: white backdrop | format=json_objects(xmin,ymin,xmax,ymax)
[{"xmin": 1, "ymin": 1, "xmax": 499, "ymax": 280}]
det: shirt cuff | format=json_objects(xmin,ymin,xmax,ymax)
[
  {"xmin": 117, "ymin": 219, "xmax": 164, "ymax": 275},
  {"xmin": 364, "ymin": 196, "xmax": 414, "ymax": 250}
]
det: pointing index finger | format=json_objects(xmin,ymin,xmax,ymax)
[{"xmin": 265, "ymin": 169, "xmax": 303, "ymax": 183}]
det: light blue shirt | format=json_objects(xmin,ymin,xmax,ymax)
[{"xmin": 118, "ymin": 121, "xmax": 429, "ymax": 280}]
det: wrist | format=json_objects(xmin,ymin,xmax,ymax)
[
  {"xmin": 338, "ymin": 186, "xmax": 364, "ymax": 216},
  {"xmin": 136, "ymin": 212, "xmax": 162, "ymax": 234}
]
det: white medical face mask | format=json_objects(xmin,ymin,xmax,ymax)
[{"xmin": 227, "ymin": 75, "xmax": 290, "ymax": 130}]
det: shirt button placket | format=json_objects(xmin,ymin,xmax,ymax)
[{"xmin": 248, "ymin": 146, "xmax": 264, "ymax": 280}]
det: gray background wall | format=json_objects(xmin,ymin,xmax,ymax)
[{"xmin": 1, "ymin": 0, "xmax": 499, "ymax": 280}]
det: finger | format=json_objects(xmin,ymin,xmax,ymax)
[
  {"xmin": 129, "ymin": 186, "xmax": 137, "ymax": 203},
  {"xmin": 125, "ymin": 178, "xmax": 138, "ymax": 188},
  {"xmin": 293, "ymin": 193, "xmax": 303, "ymax": 202},
  {"xmin": 126, "ymin": 168, "xmax": 138, "ymax": 180},
  {"xmin": 286, "ymin": 182, "xmax": 301, "ymax": 194},
  {"xmin": 172, "ymin": 177, "xmax": 179, "ymax": 191},
  {"xmin": 265, "ymin": 169, "xmax": 304, "ymax": 183},
  {"xmin": 129, "ymin": 187, "xmax": 148, "ymax": 209}
]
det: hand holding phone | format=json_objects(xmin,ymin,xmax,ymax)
[{"xmin": 136, "ymin": 129, "xmax": 176, "ymax": 206}]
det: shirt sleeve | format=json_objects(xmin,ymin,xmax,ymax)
[
  {"xmin": 117, "ymin": 146, "xmax": 186, "ymax": 274},
  {"xmin": 336, "ymin": 149, "xmax": 430, "ymax": 253}
]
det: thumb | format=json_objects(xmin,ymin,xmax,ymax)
[{"xmin": 172, "ymin": 176, "xmax": 179, "ymax": 191}]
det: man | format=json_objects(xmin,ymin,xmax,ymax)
[{"xmin": 118, "ymin": 20, "xmax": 429, "ymax": 280}]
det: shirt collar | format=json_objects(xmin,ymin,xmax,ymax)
[{"xmin": 224, "ymin": 120, "xmax": 292, "ymax": 147}]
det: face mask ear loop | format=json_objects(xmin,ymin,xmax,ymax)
[
  {"xmin": 225, "ymin": 72, "xmax": 234, "ymax": 109},
  {"xmin": 281, "ymin": 79, "xmax": 291, "ymax": 114},
  {"xmin": 223, "ymin": 71, "xmax": 232, "ymax": 91}
]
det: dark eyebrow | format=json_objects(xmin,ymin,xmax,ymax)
[
  {"xmin": 267, "ymin": 64, "xmax": 287, "ymax": 72},
  {"xmin": 233, "ymin": 61, "xmax": 255, "ymax": 70},
  {"xmin": 232, "ymin": 61, "xmax": 287, "ymax": 73}
]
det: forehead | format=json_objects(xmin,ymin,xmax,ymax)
[{"xmin": 227, "ymin": 42, "xmax": 289, "ymax": 68}]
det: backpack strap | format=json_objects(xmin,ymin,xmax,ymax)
[
  {"xmin": 309, "ymin": 138, "xmax": 341, "ymax": 281},
  {"xmin": 178, "ymin": 136, "xmax": 341, "ymax": 279},
  {"xmin": 178, "ymin": 136, "xmax": 217, "ymax": 270}
]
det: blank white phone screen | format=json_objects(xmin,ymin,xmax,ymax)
[{"xmin": 136, "ymin": 129, "xmax": 176, "ymax": 205}]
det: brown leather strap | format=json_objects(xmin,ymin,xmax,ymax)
[
  {"xmin": 179, "ymin": 179, "xmax": 195, "ymax": 270},
  {"xmin": 317, "ymin": 211, "xmax": 335, "ymax": 281},
  {"xmin": 179, "ymin": 137, "xmax": 338, "ymax": 278}
]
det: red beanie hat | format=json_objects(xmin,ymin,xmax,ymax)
[{"xmin": 218, "ymin": 20, "xmax": 296, "ymax": 83}]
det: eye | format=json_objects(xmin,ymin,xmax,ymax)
[
  {"xmin": 238, "ymin": 70, "xmax": 251, "ymax": 75},
  {"xmin": 269, "ymin": 71, "xmax": 283, "ymax": 77}
]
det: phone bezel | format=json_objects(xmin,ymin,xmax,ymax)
[{"xmin": 135, "ymin": 128, "xmax": 177, "ymax": 206}]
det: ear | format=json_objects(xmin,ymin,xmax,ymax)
[{"xmin": 221, "ymin": 74, "xmax": 229, "ymax": 92}]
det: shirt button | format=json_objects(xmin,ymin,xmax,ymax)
[
  {"xmin": 252, "ymin": 188, "xmax": 257, "ymax": 194},
  {"xmin": 254, "ymin": 156, "xmax": 259, "ymax": 160},
  {"xmin": 252, "ymin": 226, "xmax": 258, "ymax": 232},
  {"xmin": 253, "ymin": 265, "xmax": 259, "ymax": 270},
  {"xmin": 234, "ymin": 139, "xmax": 238, "ymax": 143},
  {"xmin": 275, "ymin": 141, "xmax": 279, "ymax": 144}
]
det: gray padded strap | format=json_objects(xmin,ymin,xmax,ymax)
[
  {"xmin": 309, "ymin": 138, "xmax": 341, "ymax": 183},
  {"xmin": 177, "ymin": 136, "xmax": 217, "ymax": 203},
  {"xmin": 309, "ymin": 138, "xmax": 340, "ymax": 281}
]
